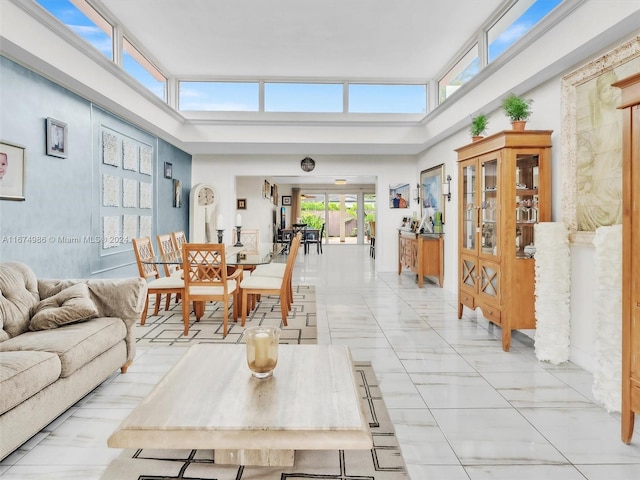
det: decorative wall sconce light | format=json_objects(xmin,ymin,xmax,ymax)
[
  {"xmin": 413, "ymin": 183, "xmax": 420, "ymax": 203},
  {"xmin": 443, "ymin": 175, "xmax": 452, "ymax": 202}
]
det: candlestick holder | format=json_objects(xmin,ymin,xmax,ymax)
[
  {"xmin": 216, "ymin": 229, "xmax": 224, "ymax": 244},
  {"xmin": 234, "ymin": 226, "xmax": 243, "ymax": 247}
]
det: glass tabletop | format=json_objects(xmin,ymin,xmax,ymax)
[{"xmin": 143, "ymin": 243, "xmax": 285, "ymax": 267}]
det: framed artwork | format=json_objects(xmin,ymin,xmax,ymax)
[
  {"xmin": 237, "ymin": 198, "xmax": 247, "ymax": 209},
  {"xmin": 420, "ymin": 164, "xmax": 445, "ymax": 226},
  {"xmin": 164, "ymin": 161, "xmax": 173, "ymax": 179},
  {"xmin": 264, "ymin": 180, "xmax": 270, "ymax": 199},
  {"xmin": 273, "ymin": 184, "xmax": 278, "ymax": 205},
  {"xmin": 389, "ymin": 183, "xmax": 410, "ymax": 208},
  {"xmin": 0, "ymin": 141, "xmax": 26, "ymax": 201},
  {"xmin": 282, "ymin": 195, "xmax": 292, "ymax": 206},
  {"xmin": 46, "ymin": 117, "xmax": 67, "ymax": 158},
  {"xmin": 173, "ymin": 179, "xmax": 182, "ymax": 208},
  {"xmin": 561, "ymin": 36, "xmax": 640, "ymax": 245}
]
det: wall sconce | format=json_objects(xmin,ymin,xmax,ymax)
[
  {"xmin": 413, "ymin": 183, "xmax": 420, "ymax": 203},
  {"xmin": 442, "ymin": 175, "xmax": 452, "ymax": 202}
]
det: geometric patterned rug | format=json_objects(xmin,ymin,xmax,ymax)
[
  {"xmin": 135, "ymin": 285, "xmax": 317, "ymax": 346},
  {"xmin": 100, "ymin": 362, "xmax": 409, "ymax": 479}
]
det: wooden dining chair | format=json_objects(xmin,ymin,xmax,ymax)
[
  {"xmin": 240, "ymin": 233, "xmax": 302, "ymax": 326},
  {"xmin": 233, "ymin": 228, "xmax": 259, "ymax": 254},
  {"xmin": 181, "ymin": 243, "xmax": 242, "ymax": 337},
  {"xmin": 156, "ymin": 233, "xmax": 183, "ymax": 310},
  {"xmin": 171, "ymin": 230, "xmax": 187, "ymax": 251},
  {"xmin": 132, "ymin": 237, "xmax": 185, "ymax": 323}
]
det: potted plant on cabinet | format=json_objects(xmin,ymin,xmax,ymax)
[
  {"xmin": 502, "ymin": 93, "xmax": 533, "ymax": 130},
  {"xmin": 469, "ymin": 113, "xmax": 489, "ymax": 141}
]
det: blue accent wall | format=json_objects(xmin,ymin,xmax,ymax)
[{"xmin": 0, "ymin": 56, "xmax": 191, "ymax": 278}]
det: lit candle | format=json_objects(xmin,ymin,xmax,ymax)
[
  {"xmin": 217, "ymin": 214, "xmax": 223, "ymax": 228},
  {"xmin": 236, "ymin": 213, "xmax": 242, "ymax": 227},
  {"xmin": 253, "ymin": 332, "xmax": 270, "ymax": 368}
]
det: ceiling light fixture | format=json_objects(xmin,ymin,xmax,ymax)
[{"xmin": 335, "ymin": 179, "xmax": 347, "ymax": 185}]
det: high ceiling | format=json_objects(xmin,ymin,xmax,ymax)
[
  {"xmin": 93, "ymin": 0, "xmax": 505, "ymax": 82},
  {"xmin": 79, "ymin": 1, "xmax": 507, "ymax": 187}
]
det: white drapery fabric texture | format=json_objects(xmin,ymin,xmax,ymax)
[{"xmin": 533, "ymin": 222, "xmax": 571, "ymax": 365}]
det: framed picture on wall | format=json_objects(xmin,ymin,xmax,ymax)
[
  {"xmin": 46, "ymin": 117, "xmax": 67, "ymax": 158},
  {"xmin": 0, "ymin": 141, "xmax": 26, "ymax": 201},
  {"xmin": 389, "ymin": 183, "xmax": 410, "ymax": 208},
  {"xmin": 282, "ymin": 195, "xmax": 292, "ymax": 206},
  {"xmin": 420, "ymin": 164, "xmax": 445, "ymax": 226},
  {"xmin": 237, "ymin": 198, "xmax": 247, "ymax": 209},
  {"xmin": 164, "ymin": 162, "xmax": 173, "ymax": 179}
]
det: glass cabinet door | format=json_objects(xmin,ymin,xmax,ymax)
[
  {"xmin": 462, "ymin": 163, "xmax": 476, "ymax": 251},
  {"xmin": 515, "ymin": 153, "xmax": 540, "ymax": 257},
  {"xmin": 481, "ymin": 157, "xmax": 498, "ymax": 256}
]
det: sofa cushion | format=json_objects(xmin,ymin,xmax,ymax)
[
  {"xmin": 0, "ymin": 350, "xmax": 61, "ymax": 415},
  {"xmin": 0, "ymin": 262, "xmax": 40, "ymax": 340},
  {"xmin": 29, "ymin": 283, "xmax": 99, "ymax": 331},
  {"xmin": 0, "ymin": 317, "xmax": 126, "ymax": 378}
]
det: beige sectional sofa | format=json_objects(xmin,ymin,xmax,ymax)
[{"xmin": 0, "ymin": 261, "xmax": 147, "ymax": 460}]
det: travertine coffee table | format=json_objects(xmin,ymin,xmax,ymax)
[{"xmin": 108, "ymin": 344, "xmax": 372, "ymax": 466}]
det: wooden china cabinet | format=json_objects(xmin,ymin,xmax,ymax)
[
  {"xmin": 455, "ymin": 130, "xmax": 552, "ymax": 351},
  {"xmin": 613, "ymin": 72, "xmax": 640, "ymax": 444}
]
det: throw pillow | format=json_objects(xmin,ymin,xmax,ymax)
[{"xmin": 29, "ymin": 283, "xmax": 99, "ymax": 331}]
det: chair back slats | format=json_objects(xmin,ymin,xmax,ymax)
[
  {"xmin": 157, "ymin": 233, "xmax": 181, "ymax": 276},
  {"xmin": 233, "ymin": 228, "xmax": 259, "ymax": 254},
  {"xmin": 132, "ymin": 237, "xmax": 160, "ymax": 280},
  {"xmin": 182, "ymin": 244, "xmax": 227, "ymax": 287},
  {"xmin": 172, "ymin": 231, "xmax": 187, "ymax": 250},
  {"xmin": 183, "ymin": 248, "xmax": 227, "ymax": 285}
]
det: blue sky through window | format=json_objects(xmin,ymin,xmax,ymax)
[
  {"xmin": 37, "ymin": 0, "xmax": 563, "ymax": 112},
  {"xmin": 489, "ymin": 0, "xmax": 563, "ymax": 62},
  {"xmin": 180, "ymin": 82, "xmax": 259, "ymax": 111},
  {"xmin": 36, "ymin": 0, "xmax": 112, "ymax": 59}
]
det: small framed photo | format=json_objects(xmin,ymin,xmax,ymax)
[
  {"xmin": 0, "ymin": 141, "xmax": 26, "ymax": 201},
  {"xmin": 237, "ymin": 198, "xmax": 247, "ymax": 210},
  {"xmin": 46, "ymin": 117, "xmax": 67, "ymax": 158},
  {"xmin": 164, "ymin": 161, "xmax": 173, "ymax": 179},
  {"xmin": 282, "ymin": 195, "xmax": 292, "ymax": 206}
]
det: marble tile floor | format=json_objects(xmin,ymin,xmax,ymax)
[{"xmin": 2, "ymin": 244, "xmax": 640, "ymax": 479}]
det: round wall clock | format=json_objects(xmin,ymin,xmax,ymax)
[
  {"xmin": 300, "ymin": 157, "xmax": 315, "ymax": 172},
  {"xmin": 190, "ymin": 183, "xmax": 217, "ymax": 243}
]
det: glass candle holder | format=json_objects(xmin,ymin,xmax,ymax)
[{"xmin": 245, "ymin": 326, "xmax": 281, "ymax": 379}]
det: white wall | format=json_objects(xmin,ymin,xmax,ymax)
[
  {"xmin": 192, "ymin": 154, "xmax": 416, "ymax": 272},
  {"xmin": 235, "ymin": 176, "xmax": 278, "ymax": 245}
]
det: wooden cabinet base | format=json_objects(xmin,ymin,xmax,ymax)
[{"xmin": 398, "ymin": 230, "xmax": 444, "ymax": 288}]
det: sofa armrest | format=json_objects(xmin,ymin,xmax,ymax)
[
  {"xmin": 38, "ymin": 277, "xmax": 148, "ymax": 368},
  {"xmin": 38, "ymin": 277, "xmax": 147, "ymax": 325}
]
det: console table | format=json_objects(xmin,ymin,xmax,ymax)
[{"xmin": 398, "ymin": 229, "xmax": 444, "ymax": 287}]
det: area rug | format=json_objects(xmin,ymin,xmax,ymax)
[
  {"xmin": 135, "ymin": 285, "xmax": 317, "ymax": 346},
  {"xmin": 101, "ymin": 362, "xmax": 409, "ymax": 479}
]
